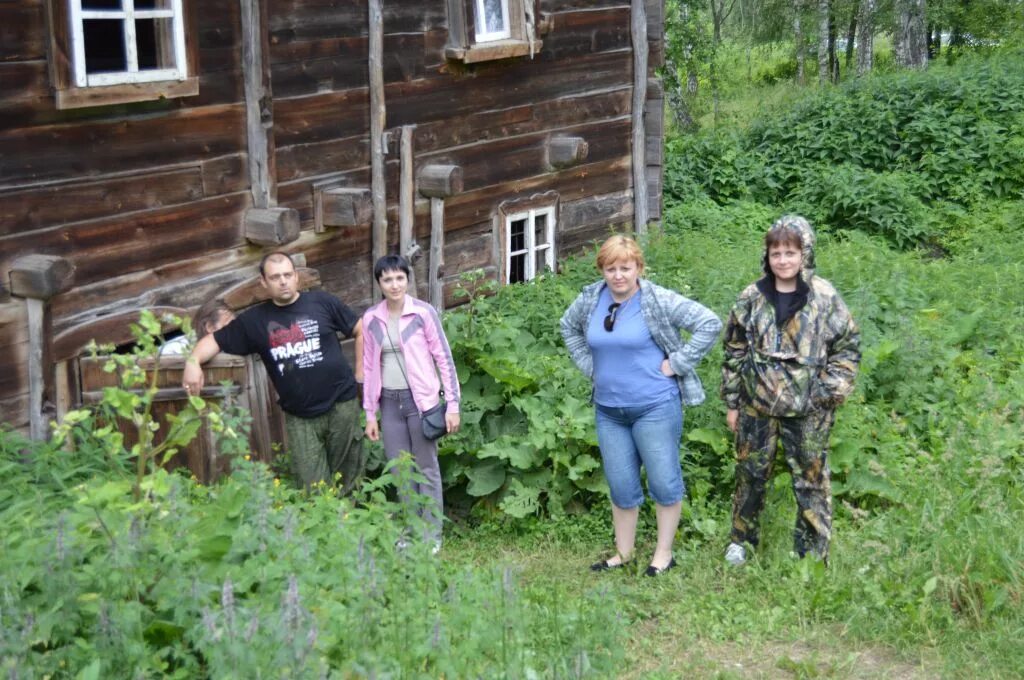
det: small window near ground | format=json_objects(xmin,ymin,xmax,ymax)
[
  {"xmin": 505, "ymin": 206, "xmax": 555, "ymax": 284},
  {"xmin": 47, "ymin": 0, "xmax": 198, "ymax": 109}
]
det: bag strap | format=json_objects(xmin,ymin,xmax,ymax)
[{"xmin": 383, "ymin": 317, "xmax": 443, "ymax": 417}]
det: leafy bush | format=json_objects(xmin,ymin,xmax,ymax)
[{"xmin": 666, "ymin": 51, "xmax": 1024, "ymax": 247}]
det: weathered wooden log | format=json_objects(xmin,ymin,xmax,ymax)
[
  {"xmin": 631, "ymin": 0, "xmax": 650, "ymax": 236},
  {"xmin": 429, "ymin": 197, "xmax": 445, "ymax": 312},
  {"xmin": 547, "ymin": 136, "xmax": 589, "ymax": 169},
  {"xmin": 417, "ymin": 164, "xmax": 464, "ymax": 198},
  {"xmin": 320, "ymin": 188, "xmax": 373, "ymax": 228},
  {"xmin": 240, "ymin": 0, "xmax": 275, "ymax": 209},
  {"xmin": 400, "ymin": 125, "xmax": 419, "ymax": 297},
  {"xmin": 9, "ymin": 255, "xmax": 74, "ymax": 300},
  {"xmin": 244, "ymin": 207, "xmax": 300, "ymax": 246},
  {"xmin": 369, "ymin": 0, "xmax": 387, "ymax": 284}
]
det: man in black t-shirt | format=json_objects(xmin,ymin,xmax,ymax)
[{"xmin": 183, "ymin": 252, "xmax": 365, "ymax": 493}]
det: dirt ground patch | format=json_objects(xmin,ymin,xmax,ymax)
[{"xmin": 624, "ymin": 621, "xmax": 933, "ymax": 679}]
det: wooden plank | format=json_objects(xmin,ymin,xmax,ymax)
[
  {"xmin": 275, "ymin": 135, "xmax": 369, "ymax": 183},
  {"xmin": 0, "ymin": 167, "xmax": 205, "ymax": 235},
  {"xmin": 272, "ymin": 50, "xmax": 631, "ymax": 148},
  {"xmin": 428, "ymin": 197, "xmax": 444, "ymax": 312},
  {"xmin": 269, "ymin": 34, "xmax": 425, "ymax": 98},
  {"xmin": 266, "ymin": 1, "xmax": 443, "ymax": 43},
  {"xmin": 399, "ymin": 125, "xmax": 418, "ymax": 295},
  {"xmin": 241, "ymin": 0, "xmax": 275, "ymax": 209},
  {"xmin": 0, "ymin": 193, "xmax": 250, "ymax": 289},
  {"xmin": 631, "ymin": 0, "xmax": 649, "ymax": 234},
  {"xmin": 0, "ymin": 1, "xmax": 47, "ymax": 62},
  {"xmin": 201, "ymin": 154, "xmax": 250, "ymax": 196},
  {"xmin": 543, "ymin": 7, "xmax": 632, "ymax": 60},
  {"xmin": 0, "ymin": 393, "xmax": 29, "ymax": 433},
  {"xmin": 0, "ymin": 103, "xmax": 247, "ymax": 185},
  {"xmin": 25, "ymin": 298, "xmax": 48, "ymax": 440},
  {"xmin": 369, "ymin": 0, "xmax": 387, "ymax": 279},
  {"xmin": 0, "ymin": 61, "xmax": 50, "ymax": 101}
]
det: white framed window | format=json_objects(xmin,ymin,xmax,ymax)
[
  {"xmin": 473, "ymin": 0, "xmax": 511, "ymax": 42},
  {"xmin": 69, "ymin": 0, "xmax": 188, "ymax": 87},
  {"xmin": 445, "ymin": 0, "xmax": 543, "ymax": 63},
  {"xmin": 46, "ymin": 0, "xmax": 198, "ymax": 109},
  {"xmin": 504, "ymin": 206, "xmax": 555, "ymax": 284}
]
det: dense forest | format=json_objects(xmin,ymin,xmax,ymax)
[{"xmin": 3, "ymin": 6, "xmax": 1023, "ymax": 677}]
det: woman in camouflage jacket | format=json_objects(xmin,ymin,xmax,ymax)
[{"xmin": 721, "ymin": 215, "xmax": 860, "ymax": 566}]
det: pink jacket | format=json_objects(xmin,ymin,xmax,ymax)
[{"xmin": 362, "ymin": 295, "xmax": 461, "ymax": 418}]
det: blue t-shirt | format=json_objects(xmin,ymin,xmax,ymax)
[{"xmin": 586, "ymin": 288, "xmax": 680, "ymax": 408}]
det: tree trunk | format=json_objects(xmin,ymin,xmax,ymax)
[
  {"xmin": 829, "ymin": 7, "xmax": 840, "ymax": 82},
  {"xmin": 845, "ymin": 1, "xmax": 859, "ymax": 69},
  {"xmin": 818, "ymin": 0, "xmax": 830, "ymax": 85},
  {"xmin": 895, "ymin": 0, "xmax": 929, "ymax": 69},
  {"xmin": 856, "ymin": 0, "xmax": 875, "ymax": 75},
  {"xmin": 795, "ymin": 0, "xmax": 806, "ymax": 84}
]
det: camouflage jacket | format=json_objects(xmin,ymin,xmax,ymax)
[
  {"xmin": 724, "ymin": 216, "xmax": 860, "ymax": 419},
  {"xmin": 721, "ymin": 217, "xmax": 860, "ymax": 417}
]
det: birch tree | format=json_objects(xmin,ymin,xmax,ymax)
[
  {"xmin": 895, "ymin": 0, "xmax": 929, "ymax": 68},
  {"xmin": 856, "ymin": 0, "xmax": 876, "ymax": 75}
]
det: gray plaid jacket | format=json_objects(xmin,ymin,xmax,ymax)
[{"xmin": 560, "ymin": 279, "xmax": 722, "ymax": 407}]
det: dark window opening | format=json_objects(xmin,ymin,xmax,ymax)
[{"xmin": 83, "ymin": 19, "xmax": 126, "ymax": 74}]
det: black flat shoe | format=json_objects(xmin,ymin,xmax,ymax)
[
  {"xmin": 644, "ymin": 557, "xmax": 677, "ymax": 577},
  {"xmin": 590, "ymin": 554, "xmax": 631, "ymax": 572}
]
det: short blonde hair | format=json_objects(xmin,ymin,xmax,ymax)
[{"xmin": 596, "ymin": 234, "xmax": 645, "ymax": 275}]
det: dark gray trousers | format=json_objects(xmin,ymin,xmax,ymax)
[{"xmin": 380, "ymin": 388, "xmax": 443, "ymax": 541}]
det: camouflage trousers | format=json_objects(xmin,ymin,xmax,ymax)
[
  {"xmin": 285, "ymin": 398, "xmax": 365, "ymax": 495},
  {"xmin": 730, "ymin": 406, "xmax": 835, "ymax": 561}
]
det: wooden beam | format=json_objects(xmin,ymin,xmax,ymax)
[
  {"xmin": 240, "ymin": 0, "xmax": 275, "ymax": 209},
  {"xmin": 417, "ymin": 164, "xmax": 464, "ymax": 198},
  {"xmin": 244, "ymin": 207, "xmax": 301, "ymax": 246},
  {"xmin": 369, "ymin": 0, "xmax": 387, "ymax": 285},
  {"xmin": 547, "ymin": 136, "xmax": 589, "ymax": 169},
  {"xmin": 631, "ymin": 0, "xmax": 650, "ymax": 235},
  {"xmin": 428, "ymin": 197, "xmax": 445, "ymax": 312},
  {"xmin": 8, "ymin": 254, "xmax": 74, "ymax": 300},
  {"xmin": 399, "ymin": 125, "xmax": 419, "ymax": 297},
  {"xmin": 26, "ymin": 298, "xmax": 50, "ymax": 441},
  {"xmin": 320, "ymin": 188, "xmax": 373, "ymax": 228}
]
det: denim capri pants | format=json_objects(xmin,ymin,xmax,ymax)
[{"xmin": 594, "ymin": 394, "xmax": 685, "ymax": 508}]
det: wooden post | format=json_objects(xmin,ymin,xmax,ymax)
[
  {"xmin": 369, "ymin": 0, "xmax": 387, "ymax": 289},
  {"xmin": 240, "ymin": 0, "xmax": 274, "ymax": 209},
  {"xmin": 9, "ymin": 255, "xmax": 74, "ymax": 441},
  {"xmin": 631, "ymin": 0, "xmax": 650, "ymax": 236},
  {"xmin": 416, "ymin": 164, "xmax": 463, "ymax": 312},
  {"xmin": 429, "ymin": 197, "xmax": 445, "ymax": 312},
  {"xmin": 399, "ymin": 125, "xmax": 418, "ymax": 296}
]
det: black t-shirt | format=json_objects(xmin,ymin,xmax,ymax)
[{"xmin": 214, "ymin": 290, "xmax": 359, "ymax": 417}]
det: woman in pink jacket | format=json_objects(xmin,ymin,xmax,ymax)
[{"xmin": 362, "ymin": 254, "xmax": 461, "ymax": 551}]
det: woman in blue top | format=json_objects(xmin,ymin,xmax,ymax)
[{"xmin": 561, "ymin": 235, "xmax": 722, "ymax": 575}]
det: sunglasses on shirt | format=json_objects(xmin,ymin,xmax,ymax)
[{"xmin": 604, "ymin": 303, "xmax": 622, "ymax": 332}]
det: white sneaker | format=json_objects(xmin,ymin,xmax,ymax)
[
  {"xmin": 725, "ymin": 542, "xmax": 747, "ymax": 566},
  {"xmin": 431, "ymin": 540, "xmax": 442, "ymax": 556}
]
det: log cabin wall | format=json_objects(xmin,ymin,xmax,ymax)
[{"xmin": 0, "ymin": 0, "xmax": 664, "ymax": 432}]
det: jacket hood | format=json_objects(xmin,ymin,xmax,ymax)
[{"xmin": 762, "ymin": 214, "xmax": 816, "ymax": 283}]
